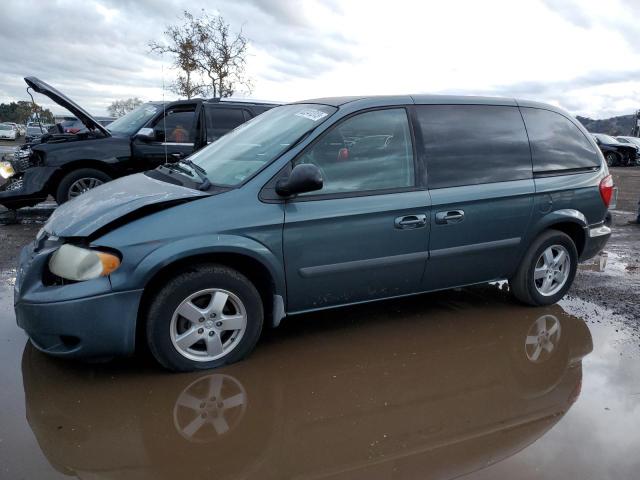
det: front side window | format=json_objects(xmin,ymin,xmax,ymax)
[
  {"xmin": 152, "ymin": 106, "xmax": 196, "ymax": 143},
  {"xmin": 294, "ymin": 108, "xmax": 415, "ymax": 196},
  {"xmin": 521, "ymin": 108, "xmax": 598, "ymax": 172},
  {"xmin": 187, "ymin": 103, "xmax": 337, "ymax": 186},
  {"xmin": 107, "ymin": 104, "xmax": 160, "ymax": 136},
  {"xmin": 416, "ymin": 105, "xmax": 532, "ymax": 189}
]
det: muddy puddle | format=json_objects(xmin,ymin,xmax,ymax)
[
  {"xmin": 579, "ymin": 250, "xmax": 640, "ymax": 275},
  {"xmin": 1, "ymin": 284, "xmax": 639, "ymax": 479}
]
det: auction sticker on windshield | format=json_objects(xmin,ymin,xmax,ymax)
[{"xmin": 295, "ymin": 109, "xmax": 329, "ymax": 122}]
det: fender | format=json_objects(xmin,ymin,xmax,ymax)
[
  {"xmin": 113, "ymin": 233, "xmax": 286, "ymax": 302},
  {"xmin": 526, "ymin": 208, "xmax": 588, "ymax": 248},
  {"xmin": 532, "ymin": 208, "xmax": 588, "ymax": 231}
]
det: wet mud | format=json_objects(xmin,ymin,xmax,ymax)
[{"xmin": 0, "ymin": 284, "xmax": 639, "ymax": 479}]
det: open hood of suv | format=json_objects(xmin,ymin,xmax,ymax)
[{"xmin": 24, "ymin": 76, "xmax": 110, "ymax": 137}]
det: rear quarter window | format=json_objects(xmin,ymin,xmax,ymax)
[
  {"xmin": 520, "ymin": 107, "xmax": 599, "ymax": 173},
  {"xmin": 416, "ymin": 105, "xmax": 532, "ymax": 189}
]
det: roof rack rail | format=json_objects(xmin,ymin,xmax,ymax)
[{"xmin": 206, "ymin": 97, "xmax": 282, "ymax": 105}]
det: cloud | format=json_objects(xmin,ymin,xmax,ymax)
[{"xmin": 0, "ymin": 0, "xmax": 638, "ymax": 119}]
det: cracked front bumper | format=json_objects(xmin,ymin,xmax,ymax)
[{"xmin": 0, "ymin": 166, "xmax": 57, "ymax": 208}]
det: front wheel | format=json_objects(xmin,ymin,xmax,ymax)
[
  {"xmin": 510, "ymin": 230, "xmax": 578, "ymax": 306},
  {"xmin": 146, "ymin": 265, "xmax": 264, "ymax": 372},
  {"xmin": 55, "ymin": 168, "xmax": 111, "ymax": 204},
  {"xmin": 605, "ymin": 152, "xmax": 618, "ymax": 167}
]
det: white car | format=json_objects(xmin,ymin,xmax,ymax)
[{"xmin": 0, "ymin": 123, "xmax": 18, "ymax": 140}]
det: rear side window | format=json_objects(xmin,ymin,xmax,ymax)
[
  {"xmin": 416, "ymin": 105, "xmax": 532, "ymax": 189},
  {"xmin": 520, "ymin": 107, "xmax": 598, "ymax": 172},
  {"xmin": 205, "ymin": 107, "xmax": 247, "ymax": 142}
]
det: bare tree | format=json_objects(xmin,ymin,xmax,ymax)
[
  {"xmin": 150, "ymin": 10, "xmax": 252, "ymax": 99},
  {"xmin": 149, "ymin": 13, "xmax": 207, "ymax": 99},
  {"xmin": 107, "ymin": 98, "xmax": 143, "ymax": 117}
]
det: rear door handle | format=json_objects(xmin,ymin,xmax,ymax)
[
  {"xmin": 395, "ymin": 214, "xmax": 427, "ymax": 229},
  {"xmin": 435, "ymin": 210, "xmax": 465, "ymax": 224}
]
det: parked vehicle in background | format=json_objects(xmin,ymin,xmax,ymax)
[
  {"xmin": 58, "ymin": 116, "xmax": 116, "ymax": 133},
  {"xmin": 0, "ymin": 123, "xmax": 18, "ymax": 140},
  {"xmin": 592, "ymin": 133, "xmax": 638, "ymax": 166},
  {"xmin": 14, "ymin": 95, "xmax": 613, "ymax": 372},
  {"xmin": 0, "ymin": 76, "xmax": 278, "ymax": 209},
  {"xmin": 615, "ymin": 136, "xmax": 640, "ymax": 165},
  {"xmin": 24, "ymin": 124, "xmax": 48, "ymax": 143},
  {"xmin": 3, "ymin": 122, "xmax": 22, "ymax": 138}
]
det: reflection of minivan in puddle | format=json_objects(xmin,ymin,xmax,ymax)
[
  {"xmin": 15, "ymin": 95, "xmax": 613, "ymax": 371},
  {"xmin": 22, "ymin": 291, "xmax": 593, "ymax": 479}
]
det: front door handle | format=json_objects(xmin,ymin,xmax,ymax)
[
  {"xmin": 395, "ymin": 214, "xmax": 427, "ymax": 229},
  {"xmin": 435, "ymin": 210, "xmax": 465, "ymax": 224}
]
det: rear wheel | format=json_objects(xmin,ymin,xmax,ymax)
[
  {"xmin": 55, "ymin": 168, "xmax": 111, "ymax": 204},
  {"xmin": 146, "ymin": 264, "xmax": 264, "ymax": 372},
  {"xmin": 510, "ymin": 230, "xmax": 578, "ymax": 306}
]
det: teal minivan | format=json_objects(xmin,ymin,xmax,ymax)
[{"xmin": 14, "ymin": 95, "xmax": 613, "ymax": 371}]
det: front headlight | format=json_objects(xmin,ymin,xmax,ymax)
[
  {"xmin": 0, "ymin": 161, "xmax": 15, "ymax": 179},
  {"xmin": 48, "ymin": 244, "xmax": 121, "ymax": 281}
]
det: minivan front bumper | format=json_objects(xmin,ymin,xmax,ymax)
[
  {"xmin": 14, "ymin": 241, "xmax": 142, "ymax": 358},
  {"xmin": 16, "ymin": 290, "xmax": 142, "ymax": 358}
]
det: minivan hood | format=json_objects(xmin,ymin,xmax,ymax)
[
  {"xmin": 45, "ymin": 173, "xmax": 210, "ymax": 238},
  {"xmin": 24, "ymin": 76, "xmax": 110, "ymax": 137}
]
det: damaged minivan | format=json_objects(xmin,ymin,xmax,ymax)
[
  {"xmin": 0, "ymin": 77, "xmax": 276, "ymax": 209},
  {"xmin": 14, "ymin": 95, "xmax": 613, "ymax": 371}
]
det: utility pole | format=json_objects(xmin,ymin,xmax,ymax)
[{"xmin": 632, "ymin": 110, "xmax": 640, "ymax": 137}]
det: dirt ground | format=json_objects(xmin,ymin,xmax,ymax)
[{"xmin": 0, "ymin": 167, "xmax": 638, "ymax": 479}]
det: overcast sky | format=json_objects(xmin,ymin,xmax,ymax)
[{"xmin": 1, "ymin": 0, "xmax": 639, "ymax": 118}]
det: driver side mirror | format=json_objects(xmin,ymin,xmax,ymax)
[
  {"xmin": 276, "ymin": 164, "xmax": 323, "ymax": 197},
  {"xmin": 134, "ymin": 127, "xmax": 155, "ymax": 142}
]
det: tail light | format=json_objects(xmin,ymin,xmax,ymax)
[{"xmin": 599, "ymin": 174, "xmax": 614, "ymax": 207}]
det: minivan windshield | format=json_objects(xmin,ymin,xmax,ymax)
[
  {"xmin": 187, "ymin": 103, "xmax": 337, "ymax": 186},
  {"xmin": 107, "ymin": 104, "xmax": 161, "ymax": 135}
]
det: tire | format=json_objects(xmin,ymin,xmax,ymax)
[
  {"xmin": 605, "ymin": 152, "xmax": 618, "ymax": 167},
  {"xmin": 55, "ymin": 168, "xmax": 111, "ymax": 204},
  {"xmin": 509, "ymin": 230, "xmax": 578, "ymax": 306},
  {"xmin": 146, "ymin": 264, "xmax": 264, "ymax": 372}
]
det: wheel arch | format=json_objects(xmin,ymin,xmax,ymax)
[
  {"xmin": 134, "ymin": 242, "xmax": 286, "ymax": 348},
  {"xmin": 46, "ymin": 160, "xmax": 117, "ymax": 194},
  {"xmin": 529, "ymin": 209, "xmax": 588, "ymax": 257}
]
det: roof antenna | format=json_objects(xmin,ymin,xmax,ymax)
[{"xmin": 162, "ymin": 56, "xmax": 168, "ymax": 164}]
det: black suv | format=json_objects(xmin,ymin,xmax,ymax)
[{"xmin": 0, "ymin": 77, "xmax": 277, "ymax": 209}]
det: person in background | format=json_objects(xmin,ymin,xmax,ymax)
[{"xmin": 170, "ymin": 124, "xmax": 189, "ymax": 143}]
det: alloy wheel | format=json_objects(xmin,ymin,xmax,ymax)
[
  {"xmin": 533, "ymin": 244, "xmax": 571, "ymax": 296},
  {"xmin": 67, "ymin": 177, "xmax": 104, "ymax": 199},
  {"xmin": 170, "ymin": 288, "xmax": 247, "ymax": 362}
]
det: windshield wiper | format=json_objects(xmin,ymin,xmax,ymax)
[{"xmin": 178, "ymin": 159, "xmax": 211, "ymax": 191}]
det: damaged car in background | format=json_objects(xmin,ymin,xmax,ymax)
[
  {"xmin": 592, "ymin": 133, "xmax": 639, "ymax": 167},
  {"xmin": 0, "ymin": 77, "xmax": 277, "ymax": 209}
]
